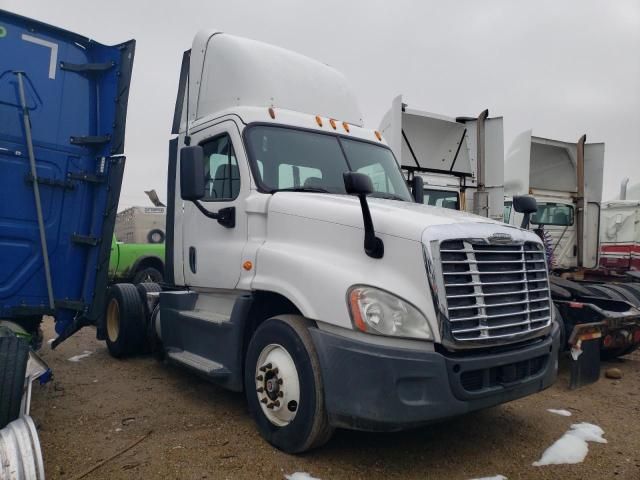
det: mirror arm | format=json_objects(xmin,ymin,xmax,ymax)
[
  {"xmin": 520, "ymin": 212, "xmax": 530, "ymax": 230},
  {"xmin": 357, "ymin": 194, "xmax": 384, "ymax": 259},
  {"xmin": 192, "ymin": 200, "xmax": 236, "ymax": 228}
]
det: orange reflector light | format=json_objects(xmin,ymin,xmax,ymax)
[
  {"xmin": 569, "ymin": 302, "xmax": 584, "ymax": 308},
  {"xmin": 342, "ymin": 121, "xmax": 350, "ymax": 133},
  {"xmin": 268, "ymin": 107, "xmax": 275, "ymax": 119},
  {"xmin": 374, "ymin": 130, "xmax": 382, "ymax": 141},
  {"xmin": 315, "ymin": 115, "xmax": 323, "ymax": 127},
  {"xmin": 243, "ymin": 261, "xmax": 253, "ymax": 271},
  {"xmin": 349, "ymin": 289, "xmax": 367, "ymax": 332},
  {"xmin": 603, "ymin": 334, "xmax": 613, "ymax": 347},
  {"xmin": 633, "ymin": 329, "xmax": 640, "ymax": 343},
  {"xmin": 329, "ymin": 118, "xmax": 337, "ymax": 130}
]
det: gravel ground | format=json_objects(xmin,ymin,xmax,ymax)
[{"xmin": 30, "ymin": 318, "xmax": 640, "ymax": 480}]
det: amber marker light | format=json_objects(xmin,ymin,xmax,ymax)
[
  {"xmin": 243, "ymin": 261, "xmax": 253, "ymax": 271},
  {"xmin": 329, "ymin": 118, "xmax": 337, "ymax": 130},
  {"xmin": 349, "ymin": 289, "xmax": 367, "ymax": 332},
  {"xmin": 342, "ymin": 121, "xmax": 350, "ymax": 133},
  {"xmin": 374, "ymin": 130, "xmax": 382, "ymax": 141},
  {"xmin": 268, "ymin": 107, "xmax": 275, "ymax": 119},
  {"xmin": 315, "ymin": 115, "xmax": 323, "ymax": 127}
]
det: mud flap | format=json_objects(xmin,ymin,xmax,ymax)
[{"xmin": 569, "ymin": 338, "xmax": 601, "ymax": 389}]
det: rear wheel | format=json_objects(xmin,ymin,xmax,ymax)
[
  {"xmin": 244, "ymin": 316, "xmax": 333, "ymax": 453},
  {"xmin": 132, "ymin": 267, "xmax": 163, "ymax": 284},
  {"xmin": 105, "ymin": 284, "xmax": 146, "ymax": 358},
  {"xmin": 0, "ymin": 336, "xmax": 29, "ymax": 428}
]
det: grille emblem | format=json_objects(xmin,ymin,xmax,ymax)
[{"xmin": 488, "ymin": 232, "xmax": 513, "ymax": 244}]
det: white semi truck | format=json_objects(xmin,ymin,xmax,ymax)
[
  {"xmin": 102, "ymin": 31, "xmax": 560, "ymax": 452},
  {"xmin": 504, "ymin": 132, "xmax": 640, "ymax": 361},
  {"xmin": 379, "ymin": 95, "xmax": 505, "ymax": 221}
]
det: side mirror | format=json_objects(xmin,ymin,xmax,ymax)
[
  {"xmin": 513, "ymin": 195, "xmax": 537, "ymax": 229},
  {"xmin": 343, "ymin": 172, "xmax": 384, "ymax": 259},
  {"xmin": 344, "ymin": 171, "xmax": 373, "ymax": 195},
  {"xmin": 410, "ymin": 176, "xmax": 424, "ymax": 204},
  {"xmin": 180, "ymin": 146, "xmax": 205, "ymax": 201}
]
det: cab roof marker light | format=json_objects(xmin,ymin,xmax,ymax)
[
  {"xmin": 315, "ymin": 115, "xmax": 323, "ymax": 127},
  {"xmin": 374, "ymin": 130, "xmax": 382, "ymax": 141},
  {"xmin": 342, "ymin": 121, "xmax": 350, "ymax": 133},
  {"xmin": 329, "ymin": 118, "xmax": 337, "ymax": 130},
  {"xmin": 268, "ymin": 107, "xmax": 275, "ymax": 119}
]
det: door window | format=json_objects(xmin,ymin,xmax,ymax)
[{"xmin": 201, "ymin": 134, "xmax": 240, "ymax": 201}]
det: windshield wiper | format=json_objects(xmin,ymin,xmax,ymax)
[
  {"xmin": 369, "ymin": 192, "xmax": 406, "ymax": 201},
  {"xmin": 273, "ymin": 187, "xmax": 331, "ymax": 194}
]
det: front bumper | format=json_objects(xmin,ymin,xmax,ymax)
[{"xmin": 310, "ymin": 324, "xmax": 559, "ymax": 431}]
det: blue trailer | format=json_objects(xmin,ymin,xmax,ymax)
[{"xmin": 0, "ymin": 10, "xmax": 134, "ymax": 474}]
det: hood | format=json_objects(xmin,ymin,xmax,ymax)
[{"xmin": 268, "ymin": 192, "xmax": 518, "ymax": 242}]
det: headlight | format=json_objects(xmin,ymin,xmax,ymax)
[{"xmin": 347, "ymin": 286, "xmax": 433, "ymax": 340}]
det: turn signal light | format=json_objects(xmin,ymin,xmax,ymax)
[
  {"xmin": 342, "ymin": 121, "xmax": 350, "ymax": 133},
  {"xmin": 243, "ymin": 261, "xmax": 253, "ymax": 271},
  {"xmin": 315, "ymin": 115, "xmax": 323, "ymax": 127},
  {"xmin": 349, "ymin": 289, "xmax": 367, "ymax": 332},
  {"xmin": 329, "ymin": 118, "xmax": 337, "ymax": 130}
]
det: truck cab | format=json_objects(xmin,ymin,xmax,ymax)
[
  {"xmin": 379, "ymin": 96, "xmax": 505, "ymax": 221},
  {"xmin": 106, "ymin": 30, "xmax": 559, "ymax": 453}
]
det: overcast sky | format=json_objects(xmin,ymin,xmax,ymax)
[{"xmin": 5, "ymin": 0, "xmax": 640, "ymax": 207}]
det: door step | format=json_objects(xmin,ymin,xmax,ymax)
[{"xmin": 166, "ymin": 350, "xmax": 230, "ymax": 378}]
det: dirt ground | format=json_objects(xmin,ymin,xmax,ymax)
[{"xmin": 30, "ymin": 318, "xmax": 640, "ymax": 480}]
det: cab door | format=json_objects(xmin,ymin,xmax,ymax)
[{"xmin": 181, "ymin": 120, "xmax": 249, "ymax": 289}]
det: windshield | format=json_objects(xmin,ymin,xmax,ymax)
[
  {"xmin": 245, "ymin": 125, "xmax": 412, "ymax": 201},
  {"xmin": 423, "ymin": 188, "xmax": 459, "ymax": 210},
  {"xmin": 531, "ymin": 202, "xmax": 574, "ymax": 226}
]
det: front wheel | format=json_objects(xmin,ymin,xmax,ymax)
[{"xmin": 244, "ymin": 316, "xmax": 333, "ymax": 453}]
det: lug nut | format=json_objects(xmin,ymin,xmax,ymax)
[
  {"xmin": 272, "ymin": 367, "xmax": 279, "ymax": 375},
  {"xmin": 256, "ymin": 387, "xmax": 264, "ymax": 393},
  {"xmin": 267, "ymin": 403, "xmax": 275, "ymax": 409},
  {"xmin": 256, "ymin": 375, "xmax": 263, "ymax": 381},
  {"xmin": 260, "ymin": 398, "xmax": 268, "ymax": 404},
  {"xmin": 278, "ymin": 391, "xmax": 283, "ymax": 398},
  {"xmin": 259, "ymin": 363, "xmax": 272, "ymax": 372},
  {"xmin": 274, "ymin": 400, "xmax": 280, "ymax": 407},
  {"xmin": 277, "ymin": 378, "xmax": 283, "ymax": 385}
]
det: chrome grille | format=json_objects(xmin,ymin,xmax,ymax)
[{"xmin": 440, "ymin": 240, "xmax": 551, "ymax": 342}]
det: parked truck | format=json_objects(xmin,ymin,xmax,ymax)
[
  {"xmin": 379, "ymin": 95, "xmax": 505, "ymax": 221},
  {"xmin": 0, "ymin": 9, "xmax": 134, "ymax": 476},
  {"xmin": 102, "ymin": 30, "xmax": 560, "ymax": 453},
  {"xmin": 504, "ymin": 132, "xmax": 640, "ymax": 361},
  {"xmin": 109, "ymin": 234, "xmax": 165, "ymax": 283}
]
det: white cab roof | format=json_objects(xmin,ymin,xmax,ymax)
[{"xmin": 186, "ymin": 30, "xmax": 363, "ymax": 129}]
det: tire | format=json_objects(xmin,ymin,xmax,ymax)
[
  {"xmin": 133, "ymin": 267, "xmax": 163, "ymax": 284},
  {"xmin": 244, "ymin": 315, "xmax": 333, "ymax": 453},
  {"xmin": 553, "ymin": 304, "xmax": 567, "ymax": 351},
  {"xmin": 105, "ymin": 284, "xmax": 147, "ymax": 358},
  {"xmin": 0, "ymin": 336, "xmax": 29, "ymax": 428},
  {"xmin": 147, "ymin": 229, "xmax": 165, "ymax": 244},
  {"xmin": 136, "ymin": 282, "xmax": 162, "ymax": 354}
]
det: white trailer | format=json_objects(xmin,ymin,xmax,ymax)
[
  {"xmin": 379, "ymin": 95, "xmax": 505, "ymax": 221},
  {"xmin": 115, "ymin": 206, "xmax": 166, "ymax": 244}
]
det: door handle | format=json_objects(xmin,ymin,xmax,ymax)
[{"xmin": 189, "ymin": 246, "xmax": 197, "ymax": 274}]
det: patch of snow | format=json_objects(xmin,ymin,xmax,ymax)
[
  {"xmin": 68, "ymin": 350, "xmax": 93, "ymax": 362},
  {"xmin": 285, "ymin": 473, "xmax": 321, "ymax": 480},
  {"xmin": 533, "ymin": 422, "xmax": 607, "ymax": 466},
  {"xmin": 547, "ymin": 408, "xmax": 572, "ymax": 416},
  {"xmin": 469, "ymin": 476, "xmax": 507, "ymax": 480}
]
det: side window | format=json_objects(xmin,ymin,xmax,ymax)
[
  {"xmin": 201, "ymin": 134, "xmax": 240, "ymax": 201},
  {"xmin": 504, "ymin": 202, "xmax": 512, "ymax": 223}
]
